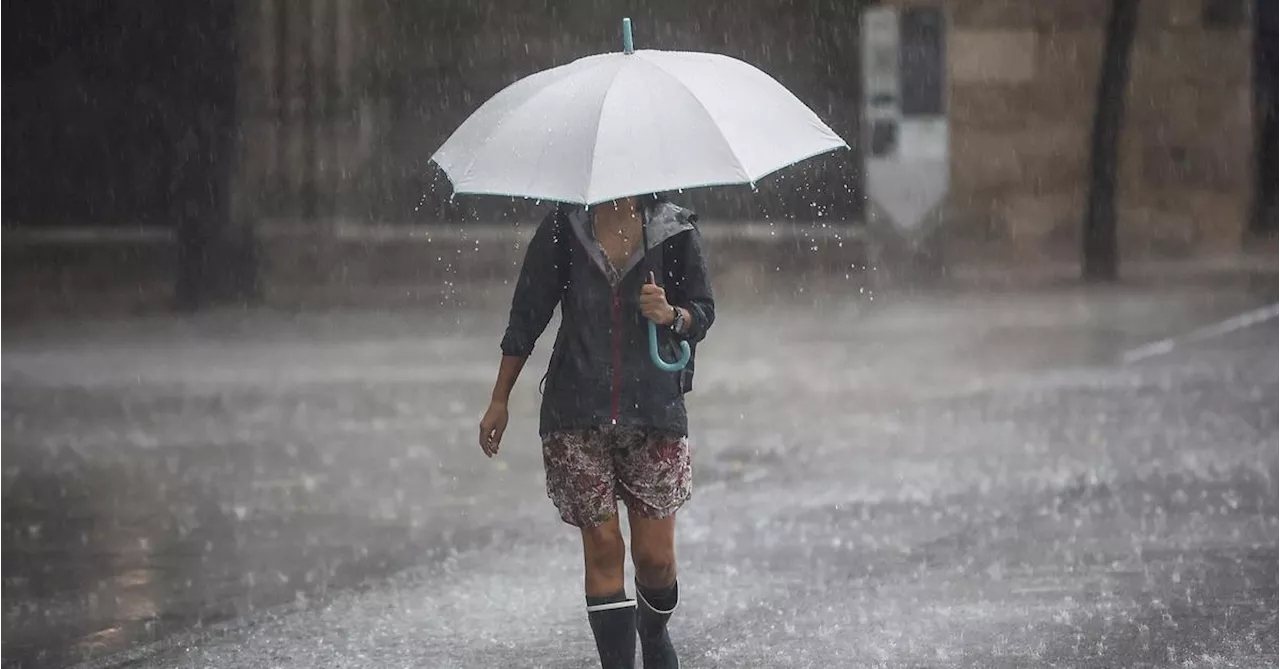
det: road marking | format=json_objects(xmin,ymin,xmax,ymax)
[{"xmin": 1121, "ymin": 303, "xmax": 1280, "ymax": 364}]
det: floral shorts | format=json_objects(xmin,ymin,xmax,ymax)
[{"xmin": 541, "ymin": 426, "xmax": 692, "ymax": 528}]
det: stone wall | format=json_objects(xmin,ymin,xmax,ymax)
[
  {"xmin": 1123, "ymin": 0, "xmax": 1254, "ymax": 255},
  {"xmin": 886, "ymin": 0, "xmax": 1255, "ymax": 264}
]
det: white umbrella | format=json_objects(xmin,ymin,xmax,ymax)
[{"xmin": 432, "ymin": 20, "xmax": 848, "ymax": 206}]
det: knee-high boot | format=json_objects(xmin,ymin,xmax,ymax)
[
  {"xmin": 635, "ymin": 580, "xmax": 679, "ymax": 669},
  {"xmin": 587, "ymin": 591, "xmax": 636, "ymax": 669}
]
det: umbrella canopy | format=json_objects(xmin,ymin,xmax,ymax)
[{"xmin": 432, "ymin": 48, "xmax": 848, "ymax": 206}]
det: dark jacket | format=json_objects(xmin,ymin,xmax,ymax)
[{"xmin": 500, "ymin": 201, "xmax": 715, "ymax": 437}]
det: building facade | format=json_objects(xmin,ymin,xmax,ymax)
[
  {"xmin": 929, "ymin": 0, "xmax": 1257, "ymax": 262},
  {"xmin": 233, "ymin": 0, "xmax": 1260, "ymax": 263},
  {"xmin": 230, "ymin": 0, "xmax": 865, "ymax": 228}
]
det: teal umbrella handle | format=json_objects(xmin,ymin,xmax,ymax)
[{"xmin": 648, "ymin": 320, "xmax": 691, "ymax": 372}]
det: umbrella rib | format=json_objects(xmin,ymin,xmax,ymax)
[
  {"xmin": 442, "ymin": 71, "xmax": 558, "ymax": 183},
  {"xmin": 584, "ymin": 59, "xmax": 636, "ymax": 205},
  {"xmin": 542, "ymin": 59, "xmax": 622, "ymax": 204},
  {"xmin": 632, "ymin": 55, "xmax": 752, "ymax": 184},
  {"xmin": 455, "ymin": 57, "xmax": 617, "ymax": 192}
]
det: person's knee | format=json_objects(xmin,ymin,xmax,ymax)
[
  {"xmin": 582, "ymin": 524, "xmax": 626, "ymax": 576},
  {"xmin": 632, "ymin": 542, "xmax": 677, "ymax": 587}
]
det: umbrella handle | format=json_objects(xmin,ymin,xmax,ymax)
[{"xmin": 648, "ymin": 320, "xmax": 691, "ymax": 372}]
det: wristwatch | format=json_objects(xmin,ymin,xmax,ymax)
[{"xmin": 670, "ymin": 306, "xmax": 686, "ymax": 333}]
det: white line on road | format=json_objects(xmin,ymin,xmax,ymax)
[{"xmin": 1121, "ymin": 303, "xmax": 1280, "ymax": 364}]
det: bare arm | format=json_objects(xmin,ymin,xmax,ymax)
[
  {"xmin": 478, "ymin": 354, "xmax": 528, "ymax": 457},
  {"xmin": 490, "ymin": 355, "xmax": 527, "ymax": 406},
  {"xmin": 483, "ymin": 209, "xmax": 562, "ymax": 457}
]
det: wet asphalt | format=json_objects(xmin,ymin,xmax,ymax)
[{"xmin": 2, "ymin": 275, "xmax": 1277, "ymax": 668}]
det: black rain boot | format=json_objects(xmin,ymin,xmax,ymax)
[
  {"xmin": 587, "ymin": 591, "xmax": 637, "ymax": 669},
  {"xmin": 635, "ymin": 580, "xmax": 679, "ymax": 669}
]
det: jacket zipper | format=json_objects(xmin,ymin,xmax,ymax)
[{"xmin": 610, "ymin": 287, "xmax": 622, "ymax": 424}]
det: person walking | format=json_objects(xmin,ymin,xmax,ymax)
[{"xmin": 479, "ymin": 194, "xmax": 714, "ymax": 669}]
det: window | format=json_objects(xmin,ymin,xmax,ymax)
[
  {"xmin": 1202, "ymin": 0, "xmax": 1248, "ymax": 28},
  {"xmin": 899, "ymin": 7, "xmax": 945, "ymax": 116}
]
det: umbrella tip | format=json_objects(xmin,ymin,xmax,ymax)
[{"xmin": 622, "ymin": 18, "xmax": 634, "ymax": 54}]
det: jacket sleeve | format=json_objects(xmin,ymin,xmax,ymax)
[
  {"xmin": 500, "ymin": 210, "xmax": 563, "ymax": 357},
  {"xmin": 668, "ymin": 226, "xmax": 715, "ymax": 344}
]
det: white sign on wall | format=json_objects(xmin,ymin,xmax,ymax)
[{"xmin": 861, "ymin": 5, "xmax": 948, "ymax": 233}]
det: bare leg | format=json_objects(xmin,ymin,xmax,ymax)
[
  {"xmin": 582, "ymin": 516, "xmax": 635, "ymax": 668},
  {"xmin": 628, "ymin": 511, "xmax": 677, "ymax": 589},
  {"xmin": 629, "ymin": 511, "xmax": 680, "ymax": 668},
  {"xmin": 581, "ymin": 516, "xmax": 627, "ymax": 596}
]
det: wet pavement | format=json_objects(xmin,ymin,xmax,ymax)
[{"xmin": 3, "ymin": 276, "xmax": 1277, "ymax": 668}]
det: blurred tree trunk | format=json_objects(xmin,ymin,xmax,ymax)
[
  {"xmin": 1082, "ymin": 0, "xmax": 1139, "ymax": 282},
  {"xmin": 1251, "ymin": 0, "xmax": 1278, "ymax": 238}
]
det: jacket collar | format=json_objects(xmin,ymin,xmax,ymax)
[{"xmin": 566, "ymin": 201, "xmax": 695, "ymax": 279}]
